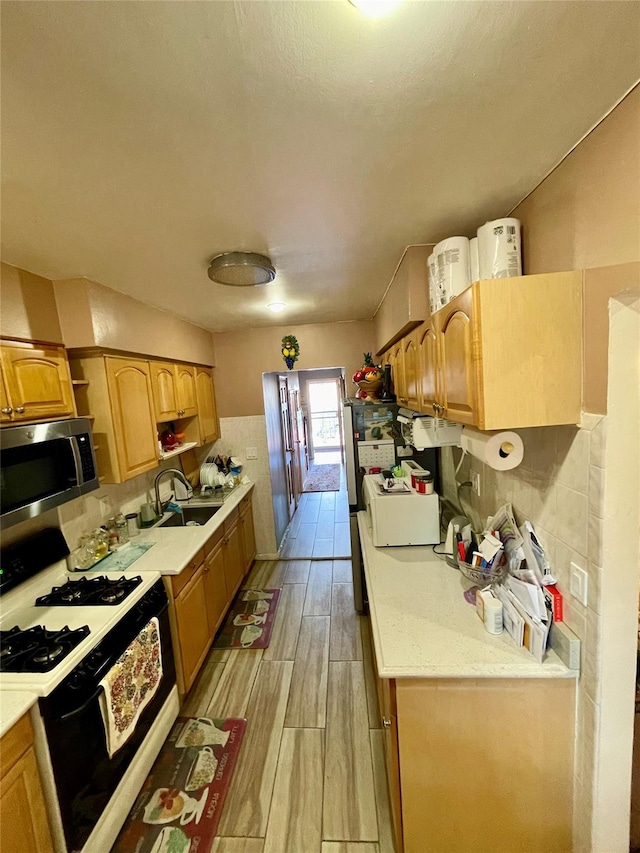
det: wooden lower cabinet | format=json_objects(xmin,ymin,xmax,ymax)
[
  {"xmin": 173, "ymin": 564, "xmax": 212, "ymax": 692},
  {"xmin": 375, "ymin": 674, "xmax": 575, "ymax": 853},
  {"xmin": 169, "ymin": 493, "xmax": 256, "ymax": 694},
  {"xmin": 0, "ymin": 715, "xmax": 54, "ymax": 853},
  {"xmin": 239, "ymin": 498, "xmax": 257, "ymax": 573}
]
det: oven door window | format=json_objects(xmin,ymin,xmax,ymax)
[{"xmin": 0, "ymin": 438, "xmax": 77, "ymax": 516}]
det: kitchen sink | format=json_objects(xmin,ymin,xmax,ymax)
[{"xmin": 155, "ymin": 505, "xmax": 221, "ymax": 528}]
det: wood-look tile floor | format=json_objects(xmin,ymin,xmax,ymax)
[
  {"xmin": 280, "ymin": 462, "xmax": 351, "ymax": 560},
  {"xmin": 182, "ymin": 559, "xmax": 393, "ymax": 852}
]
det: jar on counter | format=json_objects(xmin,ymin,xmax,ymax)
[
  {"xmin": 115, "ymin": 513, "xmax": 129, "ymax": 545},
  {"xmin": 126, "ymin": 512, "xmax": 140, "ymax": 537}
]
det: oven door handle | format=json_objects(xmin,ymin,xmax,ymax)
[
  {"xmin": 58, "ymin": 686, "xmax": 104, "ymax": 721},
  {"xmin": 67, "ymin": 435, "xmax": 84, "ymax": 486}
]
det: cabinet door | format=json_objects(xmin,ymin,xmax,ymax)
[
  {"xmin": 0, "ymin": 363, "xmax": 12, "ymax": 422},
  {"xmin": 239, "ymin": 502, "xmax": 257, "ymax": 573},
  {"xmin": 418, "ymin": 323, "xmax": 439, "ymax": 414},
  {"xmin": 0, "ymin": 745, "xmax": 54, "ymax": 853},
  {"xmin": 1, "ymin": 343, "xmax": 75, "ymax": 422},
  {"xmin": 223, "ymin": 519, "xmax": 244, "ymax": 599},
  {"xmin": 105, "ymin": 358, "xmax": 159, "ymax": 481},
  {"xmin": 174, "ymin": 567, "xmax": 211, "ymax": 692},
  {"xmin": 391, "ymin": 343, "xmax": 405, "ymax": 404},
  {"xmin": 437, "ymin": 290, "xmax": 476, "ymax": 425},
  {"xmin": 203, "ymin": 541, "xmax": 229, "ymax": 636},
  {"xmin": 195, "ymin": 367, "xmax": 220, "ymax": 444},
  {"xmin": 403, "ymin": 335, "xmax": 419, "ymax": 410},
  {"xmin": 176, "ymin": 365, "xmax": 197, "ymax": 417},
  {"xmin": 150, "ymin": 361, "xmax": 179, "ymax": 422}
]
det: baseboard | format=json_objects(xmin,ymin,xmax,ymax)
[{"xmin": 256, "ymin": 552, "xmax": 281, "ymax": 561}]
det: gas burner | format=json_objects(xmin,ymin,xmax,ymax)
[
  {"xmin": 0, "ymin": 625, "xmax": 90, "ymax": 673},
  {"xmin": 35, "ymin": 575, "xmax": 143, "ymax": 607}
]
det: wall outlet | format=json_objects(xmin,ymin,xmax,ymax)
[
  {"xmin": 570, "ymin": 562, "xmax": 588, "ymax": 606},
  {"xmin": 246, "ymin": 447, "xmax": 258, "ymax": 460},
  {"xmin": 470, "ymin": 469, "xmax": 481, "ymax": 496}
]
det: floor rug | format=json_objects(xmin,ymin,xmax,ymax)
[
  {"xmin": 112, "ymin": 716, "xmax": 246, "ymax": 853},
  {"xmin": 212, "ymin": 588, "xmax": 281, "ymax": 649},
  {"xmin": 303, "ymin": 462, "xmax": 340, "ymax": 492}
]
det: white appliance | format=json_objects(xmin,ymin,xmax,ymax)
[
  {"xmin": 397, "ymin": 409, "xmax": 462, "ymax": 450},
  {"xmin": 363, "ymin": 474, "xmax": 440, "ymax": 546}
]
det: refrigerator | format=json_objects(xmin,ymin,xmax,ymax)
[
  {"xmin": 343, "ymin": 398, "xmax": 441, "ymax": 612},
  {"xmin": 343, "ymin": 399, "xmax": 398, "ymax": 613}
]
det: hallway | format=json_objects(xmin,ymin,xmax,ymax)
[
  {"xmin": 181, "ymin": 550, "xmax": 393, "ymax": 853},
  {"xmin": 281, "ymin": 455, "xmax": 351, "ymax": 561}
]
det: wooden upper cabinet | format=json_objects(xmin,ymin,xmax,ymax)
[
  {"xmin": 436, "ymin": 289, "xmax": 476, "ymax": 426},
  {"xmin": 403, "ymin": 334, "xmax": 419, "ymax": 411},
  {"xmin": 374, "ymin": 245, "xmax": 431, "ymax": 355},
  {"xmin": 0, "ymin": 364, "xmax": 11, "ymax": 423},
  {"xmin": 1, "ymin": 341, "xmax": 75, "ymax": 423},
  {"xmin": 150, "ymin": 361, "xmax": 179, "ymax": 422},
  {"xmin": 417, "ymin": 322, "xmax": 439, "ymax": 414},
  {"xmin": 391, "ymin": 343, "xmax": 405, "ymax": 405},
  {"xmin": 105, "ymin": 357, "xmax": 159, "ymax": 480},
  {"xmin": 196, "ymin": 367, "xmax": 220, "ymax": 444},
  {"xmin": 176, "ymin": 364, "xmax": 197, "ymax": 417}
]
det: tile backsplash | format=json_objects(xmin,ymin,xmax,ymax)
[{"xmin": 440, "ymin": 413, "xmax": 607, "ymax": 852}]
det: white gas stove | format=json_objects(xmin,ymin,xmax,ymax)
[{"xmin": 0, "ymin": 559, "xmax": 163, "ymax": 695}]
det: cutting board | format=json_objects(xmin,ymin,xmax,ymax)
[{"xmin": 179, "ymin": 448, "xmax": 200, "ymax": 488}]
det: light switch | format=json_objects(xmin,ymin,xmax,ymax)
[
  {"xmin": 246, "ymin": 447, "xmax": 258, "ymax": 460},
  {"xmin": 570, "ymin": 562, "xmax": 588, "ymax": 606}
]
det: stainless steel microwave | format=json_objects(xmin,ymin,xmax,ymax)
[{"xmin": 0, "ymin": 418, "xmax": 99, "ymax": 528}]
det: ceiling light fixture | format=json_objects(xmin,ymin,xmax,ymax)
[
  {"xmin": 207, "ymin": 251, "xmax": 276, "ymax": 287},
  {"xmin": 268, "ymin": 302, "xmax": 286, "ymax": 313},
  {"xmin": 349, "ymin": 0, "xmax": 402, "ymax": 17}
]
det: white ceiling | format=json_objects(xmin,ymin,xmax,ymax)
[{"xmin": 1, "ymin": 1, "xmax": 638, "ymax": 332}]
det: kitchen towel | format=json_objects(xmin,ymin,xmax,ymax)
[
  {"xmin": 99, "ymin": 617, "xmax": 163, "ymax": 757},
  {"xmin": 477, "ymin": 218, "xmax": 522, "ymax": 279},
  {"xmin": 460, "ymin": 427, "xmax": 524, "ymax": 471},
  {"xmin": 434, "ymin": 236, "xmax": 471, "ymax": 306}
]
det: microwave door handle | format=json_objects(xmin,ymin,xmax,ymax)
[{"xmin": 67, "ymin": 435, "xmax": 84, "ymax": 486}]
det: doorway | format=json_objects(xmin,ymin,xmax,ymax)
[{"xmin": 307, "ymin": 378, "xmax": 344, "ymax": 462}]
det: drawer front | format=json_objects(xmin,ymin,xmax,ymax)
[
  {"xmin": 170, "ymin": 548, "xmax": 204, "ymax": 598},
  {"xmin": 203, "ymin": 525, "xmax": 224, "ymax": 558},
  {"xmin": 224, "ymin": 506, "xmax": 239, "ymax": 534}
]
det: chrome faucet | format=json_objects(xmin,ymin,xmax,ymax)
[{"xmin": 154, "ymin": 468, "xmax": 193, "ymax": 517}]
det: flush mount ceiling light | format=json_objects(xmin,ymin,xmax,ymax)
[
  {"xmin": 268, "ymin": 302, "xmax": 286, "ymax": 313},
  {"xmin": 207, "ymin": 251, "xmax": 276, "ymax": 287},
  {"xmin": 349, "ymin": 0, "xmax": 402, "ymax": 17}
]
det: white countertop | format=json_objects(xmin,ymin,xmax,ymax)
[
  {"xmin": 358, "ymin": 512, "xmax": 576, "ymax": 680},
  {"xmin": 0, "ymin": 691, "xmax": 38, "ymax": 738},
  {"xmin": 121, "ymin": 482, "xmax": 254, "ymax": 576}
]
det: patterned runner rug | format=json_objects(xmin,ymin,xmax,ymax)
[
  {"xmin": 212, "ymin": 588, "xmax": 281, "ymax": 649},
  {"xmin": 303, "ymin": 462, "xmax": 340, "ymax": 492},
  {"xmin": 112, "ymin": 716, "xmax": 246, "ymax": 853}
]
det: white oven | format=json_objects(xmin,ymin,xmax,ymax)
[{"xmin": 363, "ymin": 474, "xmax": 440, "ymax": 546}]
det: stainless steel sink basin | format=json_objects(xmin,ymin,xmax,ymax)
[{"xmin": 155, "ymin": 506, "xmax": 221, "ymax": 528}]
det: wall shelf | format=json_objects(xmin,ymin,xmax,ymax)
[{"xmin": 158, "ymin": 441, "xmax": 198, "ymax": 462}]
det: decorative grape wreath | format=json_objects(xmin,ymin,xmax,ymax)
[{"xmin": 281, "ymin": 335, "xmax": 300, "ymax": 370}]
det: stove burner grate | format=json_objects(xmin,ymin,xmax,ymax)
[
  {"xmin": 35, "ymin": 575, "xmax": 143, "ymax": 607},
  {"xmin": 0, "ymin": 625, "xmax": 90, "ymax": 673}
]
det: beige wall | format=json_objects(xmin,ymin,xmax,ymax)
[
  {"xmin": 53, "ymin": 278, "xmax": 216, "ymax": 365},
  {"xmin": 0, "ymin": 262, "xmax": 63, "ymax": 343},
  {"xmin": 512, "ymin": 86, "xmax": 640, "ymax": 274},
  {"xmin": 213, "ymin": 319, "xmax": 375, "ymax": 418}
]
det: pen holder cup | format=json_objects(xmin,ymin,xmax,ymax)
[{"xmin": 456, "ymin": 555, "xmax": 508, "ymax": 588}]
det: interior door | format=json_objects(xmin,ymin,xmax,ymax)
[
  {"xmin": 279, "ymin": 376, "xmax": 296, "ymax": 520},
  {"xmin": 289, "ymin": 388, "xmax": 304, "ymax": 507}
]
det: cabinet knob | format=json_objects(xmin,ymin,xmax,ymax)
[
  {"xmin": 1, "ymin": 407, "xmax": 12, "ymax": 415},
  {"xmin": 382, "ymin": 717, "xmax": 391, "ymax": 728},
  {"xmin": 14, "ymin": 406, "xmax": 25, "ymax": 414}
]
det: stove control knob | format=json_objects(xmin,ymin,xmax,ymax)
[
  {"xmin": 86, "ymin": 652, "xmax": 103, "ymax": 671},
  {"xmin": 69, "ymin": 672, "xmax": 85, "ymax": 689}
]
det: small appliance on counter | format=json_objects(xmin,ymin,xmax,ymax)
[{"xmin": 363, "ymin": 474, "xmax": 440, "ymax": 546}]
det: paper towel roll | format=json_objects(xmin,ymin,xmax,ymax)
[
  {"xmin": 434, "ymin": 236, "xmax": 471, "ymax": 306},
  {"xmin": 470, "ymin": 237, "xmax": 479, "ymax": 283},
  {"xmin": 477, "ymin": 218, "xmax": 522, "ymax": 279},
  {"xmin": 460, "ymin": 427, "xmax": 524, "ymax": 471},
  {"xmin": 427, "ymin": 253, "xmax": 438, "ymax": 315}
]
